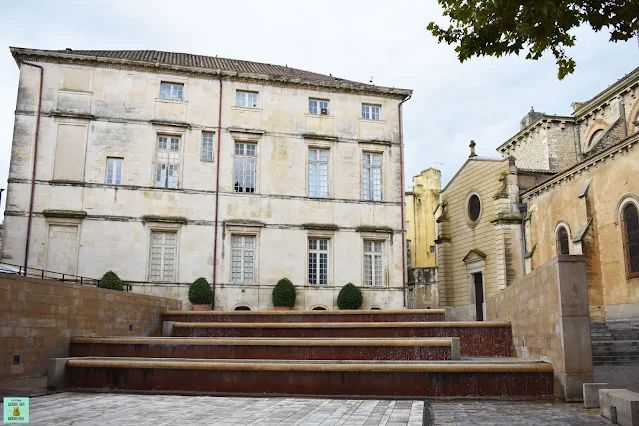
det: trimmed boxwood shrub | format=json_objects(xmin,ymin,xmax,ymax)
[
  {"xmin": 189, "ymin": 277, "xmax": 212, "ymax": 305},
  {"xmin": 337, "ymin": 283, "xmax": 363, "ymax": 310},
  {"xmin": 98, "ymin": 270, "xmax": 124, "ymax": 291},
  {"xmin": 272, "ymin": 278, "xmax": 296, "ymax": 308}
]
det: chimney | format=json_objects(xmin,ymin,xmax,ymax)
[{"xmin": 469, "ymin": 140, "xmax": 477, "ymax": 158}]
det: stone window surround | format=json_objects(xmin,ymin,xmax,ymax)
[
  {"xmin": 231, "ymin": 132, "xmax": 261, "ymax": 194},
  {"xmin": 465, "ymin": 257, "xmax": 486, "ymax": 321},
  {"xmin": 306, "ymin": 140, "xmax": 334, "ymax": 199},
  {"xmin": 51, "ymin": 116, "xmax": 91, "ymax": 183},
  {"xmin": 360, "ymin": 147, "xmax": 386, "ymax": 202},
  {"xmin": 464, "ymin": 191, "xmax": 483, "ymax": 228},
  {"xmin": 234, "ymin": 88, "xmax": 261, "ymax": 109},
  {"xmin": 225, "ymin": 224, "xmax": 261, "ymax": 286},
  {"xmin": 105, "ymin": 156, "xmax": 123, "ymax": 185},
  {"xmin": 156, "ymin": 75, "xmax": 188, "ymax": 103},
  {"xmin": 617, "ymin": 194, "xmax": 639, "ymax": 279},
  {"xmin": 200, "ymin": 130, "xmax": 215, "ymax": 162},
  {"xmin": 145, "ymin": 221, "xmax": 181, "ymax": 283},
  {"xmin": 43, "ymin": 216, "xmax": 84, "ymax": 277},
  {"xmin": 305, "ymin": 228, "xmax": 335, "ymax": 286},
  {"xmin": 308, "ymin": 98, "xmax": 331, "ymax": 116},
  {"xmin": 152, "ymin": 124, "xmax": 186, "ymax": 189},
  {"xmin": 360, "ymin": 231, "xmax": 389, "ymax": 288},
  {"xmin": 553, "ymin": 221, "xmax": 572, "ymax": 256}
]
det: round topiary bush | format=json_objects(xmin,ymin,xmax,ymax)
[
  {"xmin": 98, "ymin": 270, "xmax": 124, "ymax": 291},
  {"xmin": 337, "ymin": 283, "xmax": 363, "ymax": 310},
  {"xmin": 272, "ymin": 278, "xmax": 296, "ymax": 308},
  {"xmin": 189, "ymin": 277, "xmax": 213, "ymax": 305}
]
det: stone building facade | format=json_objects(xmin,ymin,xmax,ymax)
[
  {"xmin": 1, "ymin": 47, "xmax": 412, "ymax": 310},
  {"xmin": 437, "ymin": 64, "xmax": 639, "ymax": 322}
]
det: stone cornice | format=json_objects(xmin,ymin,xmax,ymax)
[
  {"xmin": 523, "ymin": 132, "xmax": 639, "ymax": 198},
  {"xmin": 573, "ymin": 66, "xmax": 639, "ymax": 119},
  {"xmin": 11, "ymin": 47, "xmax": 412, "ymax": 100},
  {"xmin": 496, "ymin": 115, "xmax": 575, "ymax": 154}
]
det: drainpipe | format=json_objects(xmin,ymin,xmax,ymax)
[
  {"xmin": 21, "ymin": 61, "xmax": 44, "ymax": 276},
  {"xmin": 398, "ymin": 94, "xmax": 411, "ymax": 308},
  {"xmin": 211, "ymin": 77, "xmax": 223, "ymax": 309}
]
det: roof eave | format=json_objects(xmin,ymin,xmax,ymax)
[{"xmin": 10, "ymin": 47, "xmax": 413, "ymax": 97}]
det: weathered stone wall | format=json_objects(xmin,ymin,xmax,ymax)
[
  {"xmin": 2, "ymin": 56, "xmax": 407, "ymax": 310},
  {"xmin": 405, "ymin": 169, "xmax": 440, "ymax": 268},
  {"xmin": 523, "ymin": 135, "xmax": 639, "ymax": 320},
  {"xmin": 407, "ymin": 266, "xmax": 438, "ymax": 308},
  {"xmin": 0, "ymin": 274, "xmax": 181, "ymax": 380},
  {"xmin": 486, "ymin": 255, "xmax": 593, "ymax": 401}
]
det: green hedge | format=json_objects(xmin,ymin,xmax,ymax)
[
  {"xmin": 98, "ymin": 271, "xmax": 124, "ymax": 291},
  {"xmin": 272, "ymin": 278, "xmax": 296, "ymax": 308},
  {"xmin": 337, "ymin": 283, "xmax": 363, "ymax": 310},
  {"xmin": 188, "ymin": 277, "xmax": 212, "ymax": 305}
]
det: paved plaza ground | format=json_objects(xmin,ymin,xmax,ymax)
[{"xmin": 10, "ymin": 393, "xmax": 611, "ymax": 426}]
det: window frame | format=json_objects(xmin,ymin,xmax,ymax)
[
  {"xmin": 555, "ymin": 225, "xmax": 571, "ymax": 255},
  {"xmin": 159, "ymin": 82, "xmax": 184, "ymax": 101},
  {"xmin": 308, "ymin": 148, "xmax": 329, "ymax": 198},
  {"xmin": 620, "ymin": 199, "xmax": 639, "ymax": 279},
  {"xmin": 236, "ymin": 90, "xmax": 259, "ymax": 108},
  {"xmin": 148, "ymin": 230, "xmax": 178, "ymax": 283},
  {"xmin": 308, "ymin": 238, "xmax": 330, "ymax": 285},
  {"xmin": 231, "ymin": 234, "xmax": 256, "ymax": 284},
  {"xmin": 465, "ymin": 192, "xmax": 482, "ymax": 227},
  {"xmin": 363, "ymin": 239, "xmax": 385, "ymax": 287},
  {"xmin": 155, "ymin": 134, "xmax": 182, "ymax": 189},
  {"xmin": 201, "ymin": 131, "xmax": 215, "ymax": 162},
  {"xmin": 362, "ymin": 152, "xmax": 383, "ymax": 201},
  {"xmin": 233, "ymin": 141, "xmax": 258, "ymax": 193},
  {"xmin": 361, "ymin": 104, "xmax": 381, "ymax": 121},
  {"xmin": 309, "ymin": 98, "xmax": 330, "ymax": 116},
  {"xmin": 106, "ymin": 157, "xmax": 123, "ymax": 185}
]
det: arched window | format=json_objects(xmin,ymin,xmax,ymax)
[
  {"xmin": 589, "ymin": 129, "xmax": 605, "ymax": 147},
  {"xmin": 234, "ymin": 306, "xmax": 251, "ymax": 311},
  {"xmin": 312, "ymin": 307, "xmax": 326, "ymax": 310},
  {"xmin": 370, "ymin": 307, "xmax": 382, "ymax": 310},
  {"xmin": 556, "ymin": 227, "xmax": 570, "ymax": 255},
  {"xmin": 622, "ymin": 202, "xmax": 639, "ymax": 277}
]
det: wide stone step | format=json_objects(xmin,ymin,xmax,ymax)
[
  {"xmin": 69, "ymin": 337, "xmax": 460, "ymax": 361},
  {"xmin": 169, "ymin": 321, "xmax": 513, "ymax": 357},
  {"xmin": 60, "ymin": 357, "xmax": 553, "ymax": 398},
  {"xmin": 162, "ymin": 309, "xmax": 446, "ymax": 323}
]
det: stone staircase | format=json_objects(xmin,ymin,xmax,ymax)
[
  {"xmin": 591, "ymin": 321, "xmax": 639, "ymax": 365},
  {"xmin": 55, "ymin": 309, "xmax": 554, "ymax": 398}
]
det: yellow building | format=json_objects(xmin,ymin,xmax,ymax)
[{"xmin": 405, "ymin": 169, "xmax": 441, "ymax": 268}]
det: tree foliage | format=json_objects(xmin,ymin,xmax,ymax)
[
  {"xmin": 337, "ymin": 283, "xmax": 363, "ymax": 310},
  {"xmin": 188, "ymin": 277, "xmax": 212, "ymax": 305},
  {"xmin": 272, "ymin": 278, "xmax": 296, "ymax": 308},
  {"xmin": 427, "ymin": 0, "xmax": 639, "ymax": 79}
]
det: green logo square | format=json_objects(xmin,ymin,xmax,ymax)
[{"xmin": 3, "ymin": 397, "xmax": 29, "ymax": 423}]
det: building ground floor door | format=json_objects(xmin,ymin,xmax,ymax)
[{"xmin": 473, "ymin": 272, "xmax": 484, "ymax": 321}]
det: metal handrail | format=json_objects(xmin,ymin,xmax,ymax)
[{"xmin": 0, "ymin": 262, "xmax": 131, "ymax": 291}]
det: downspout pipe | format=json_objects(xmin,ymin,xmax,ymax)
[
  {"xmin": 398, "ymin": 94, "xmax": 411, "ymax": 308},
  {"xmin": 21, "ymin": 61, "xmax": 44, "ymax": 276},
  {"xmin": 211, "ymin": 77, "xmax": 223, "ymax": 308}
]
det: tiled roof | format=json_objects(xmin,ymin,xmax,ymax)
[{"xmin": 11, "ymin": 48, "xmax": 411, "ymax": 96}]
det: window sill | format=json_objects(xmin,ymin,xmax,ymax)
[
  {"xmin": 232, "ymin": 106, "xmax": 262, "ymax": 112},
  {"xmin": 358, "ymin": 118, "xmax": 386, "ymax": 123},
  {"xmin": 304, "ymin": 113, "xmax": 334, "ymax": 118},
  {"xmin": 155, "ymin": 98, "xmax": 187, "ymax": 105}
]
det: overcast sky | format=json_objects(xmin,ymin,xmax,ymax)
[{"xmin": 0, "ymin": 0, "xmax": 637, "ymax": 219}]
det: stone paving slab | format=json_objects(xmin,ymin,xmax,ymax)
[
  {"xmin": 428, "ymin": 401, "xmax": 610, "ymax": 425},
  {"xmin": 22, "ymin": 393, "xmax": 614, "ymax": 425}
]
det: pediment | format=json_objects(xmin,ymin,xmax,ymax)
[{"xmin": 463, "ymin": 249, "xmax": 487, "ymax": 263}]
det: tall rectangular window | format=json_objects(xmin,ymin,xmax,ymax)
[
  {"xmin": 106, "ymin": 157, "xmax": 123, "ymax": 185},
  {"xmin": 308, "ymin": 239, "xmax": 329, "ymax": 285},
  {"xmin": 231, "ymin": 235, "xmax": 255, "ymax": 284},
  {"xmin": 234, "ymin": 143, "xmax": 257, "ymax": 193},
  {"xmin": 201, "ymin": 132, "xmax": 214, "ymax": 162},
  {"xmin": 156, "ymin": 135, "xmax": 180, "ymax": 188},
  {"xmin": 361, "ymin": 104, "xmax": 381, "ymax": 120},
  {"xmin": 308, "ymin": 148, "xmax": 328, "ymax": 198},
  {"xmin": 236, "ymin": 91, "xmax": 258, "ymax": 108},
  {"xmin": 364, "ymin": 240, "xmax": 383, "ymax": 286},
  {"xmin": 150, "ymin": 232, "xmax": 177, "ymax": 282},
  {"xmin": 160, "ymin": 82, "xmax": 184, "ymax": 101},
  {"xmin": 309, "ymin": 99, "xmax": 330, "ymax": 115},
  {"xmin": 363, "ymin": 153, "xmax": 382, "ymax": 201}
]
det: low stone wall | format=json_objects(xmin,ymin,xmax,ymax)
[
  {"xmin": 486, "ymin": 255, "xmax": 593, "ymax": 401},
  {"xmin": 0, "ymin": 274, "xmax": 181, "ymax": 381}
]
